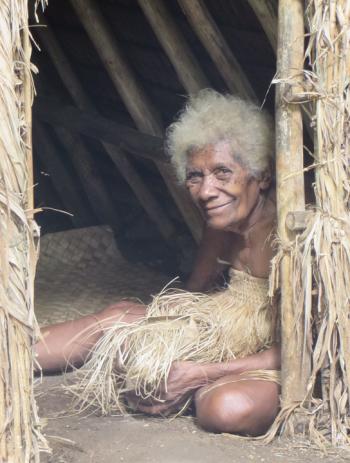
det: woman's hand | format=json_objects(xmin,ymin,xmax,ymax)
[
  {"xmin": 127, "ymin": 360, "xmax": 210, "ymax": 415},
  {"xmin": 126, "ymin": 345, "xmax": 281, "ymax": 416},
  {"xmin": 162, "ymin": 360, "xmax": 210, "ymax": 399}
]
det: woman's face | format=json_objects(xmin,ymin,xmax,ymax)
[{"xmin": 185, "ymin": 141, "xmax": 269, "ymax": 232}]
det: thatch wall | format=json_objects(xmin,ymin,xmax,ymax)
[
  {"xmin": 267, "ymin": 0, "xmax": 350, "ymax": 448},
  {"xmin": 0, "ymin": 1, "xmax": 46, "ymax": 461}
]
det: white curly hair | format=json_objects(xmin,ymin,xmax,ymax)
[{"xmin": 165, "ymin": 89, "xmax": 274, "ymax": 183}]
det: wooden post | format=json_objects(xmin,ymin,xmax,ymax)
[
  {"xmin": 247, "ymin": 0, "xmax": 277, "ymax": 53},
  {"xmin": 70, "ymin": 0, "xmax": 203, "ymax": 243},
  {"xmin": 138, "ymin": 0, "xmax": 209, "ymax": 94},
  {"xmin": 248, "ymin": 0, "xmax": 313, "ymax": 143},
  {"xmin": 275, "ymin": 0, "xmax": 309, "ymax": 415},
  {"xmin": 285, "ymin": 210, "xmax": 313, "ymax": 232},
  {"xmin": 177, "ymin": 0, "xmax": 257, "ymax": 102},
  {"xmin": 36, "ymin": 20, "xmax": 175, "ymax": 242},
  {"xmin": 34, "ymin": 123, "xmax": 92, "ymax": 228}
]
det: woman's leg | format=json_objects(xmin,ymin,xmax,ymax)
[
  {"xmin": 194, "ymin": 374, "xmax": 279, "ymax": 436},
  {"xmin": 35, "ymin": 301, "xmax": 146, "ymax": 374}
]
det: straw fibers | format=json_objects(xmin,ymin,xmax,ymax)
[
  {"xmin": 69, "ymin": 269, "xmax": 277, "ymax": 415},
  {"xmin": 266, "ymin": 0, "xmax": 350, "ymax": 449},
  {"xmin": 0, "ymin": 1, "xmax": 47, "ymax": 461}
]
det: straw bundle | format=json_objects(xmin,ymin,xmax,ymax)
[
  {"xmin": 71, "ymin": 271, "xmax": 276, "ymax": 414},
  {"xmin": 0, "ymin": 1, "xmax": 47, "ymax": 461},
  {"xmin": 267, "ymin": 0, "xmax": 350, "ymax": 448},
  {"xmin": 70, "ymin": 269, "xmax": 277, "ymax": 415}
]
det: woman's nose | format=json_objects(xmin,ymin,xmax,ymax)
[{"xmin": 197, "ymin": 175, "xmax": 217, "ymax": 202}]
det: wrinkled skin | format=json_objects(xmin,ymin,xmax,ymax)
[
  {"xmin": 185, "ymin": 141, "xmax": 270, "ymax": 233},
  {"xmin": 35, "ymin": 141, "xmax": 280, "ymax": 436}
]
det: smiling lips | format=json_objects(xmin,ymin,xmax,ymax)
[{"xmin": 203, "ymin": 199, "xmax": 236, "ymax": 214}]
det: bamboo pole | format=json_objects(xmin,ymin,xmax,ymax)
[
  {"xmin": 138, "ymin": 0, "xmax": 209, "ymax": 94},
  {"xmin": 247, "ymin": 0, "xmax": 277, "ymax": 53},
  {"xmin": 70, "ymin": 0, "xmax": 203, "ymax": 243},
  {"xmin": 34, "ymin": 123, "xmax": 92, "ymax": 227},
  {"xmin": 275, "ymin": 0, "xmax": 308, "ymax": 415},
  {"xmin": 177, "ymin": 0, "xmax": 257, "ymax": 102},
  {"xmin": 36, "ymin": 21, "xmax": 175, "ymax": 242}
]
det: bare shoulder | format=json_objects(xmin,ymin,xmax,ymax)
[{"xmin": 186, "ymin": 227, "xmax": 233, "ymax": 292}]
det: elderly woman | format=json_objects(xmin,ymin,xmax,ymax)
[{"xmin": 35, "ymin": 90, "xmax": 280, "ymax": 436}]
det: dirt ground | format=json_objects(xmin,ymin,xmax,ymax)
[{"xmin": 36, "ymin": 375, "xmax": 349, "ymax": 463}]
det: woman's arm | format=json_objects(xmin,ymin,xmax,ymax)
[
  {"xmin": 186, "ymin": 226, "xmax": 231, "ymax": 292},
  {"xmin": 169, "ymin": 345, "xmax": 280, "ymax": 394},
  {"xmin": 194, "ymin": 344, "xmax": 281, "ymax": 383},
  {"xmin": 134, "ymin": 345, "xmax": 281, "ymax": 414}
]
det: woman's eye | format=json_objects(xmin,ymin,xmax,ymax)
[
  {"xmin": 214, "ymin": 167, "xmax": 232, "ymax": 180},
  {"xmin": 186, "ymin": 172, "xmax": 202, "ymax": 184}
]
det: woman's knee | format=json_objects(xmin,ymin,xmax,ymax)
[{"xmin": 195, "ymin": 388, "xmax": 255, "ymax": 435}]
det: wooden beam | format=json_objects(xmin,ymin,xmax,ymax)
[
  {"xmin": 138, "ymin": 0, "xmax": 209, "ymax": 94},
  {"xmin": 247, "ymin": 0, "xmax": 278, "ymax": 53},
  {"xmin": 35, "ymin": 20, "xmax": 175, "ymax": 242},
  {"xmin": 33, "ymin": 98, "xmax": 165, "ymax": 163},
  {"xmin": 70, "ymin": 0, "xmax": 203, "ymax": 243},
  {"xmin": 70, "ymin": 0, "xmax": 163, "ymax": 136},
  {"xmin": 177, "ymin": 0, "xmax": 257, "ymax": 102},
  {"xmin": 53, "ymin": 127, "xmax": 121, "ymax": 229},
  {"xmin": 34, "ymin": 123, "xmax": 92, "ymax": 228},
  {"xmin": 275, "ymin": 0, "xmax": 309, "ymax": 416},
  {"xmin": 36, "ymin": 69, "xmax": 120, "ymax": 230}
]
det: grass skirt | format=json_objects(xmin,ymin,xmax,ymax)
[{"xmin": 69, "ymin": 269, "xmax": 278, "ymax": 414}]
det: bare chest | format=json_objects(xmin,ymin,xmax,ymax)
[{"xmin": 222, "ymin": 224, "xmax": 275, "ymax": 278}]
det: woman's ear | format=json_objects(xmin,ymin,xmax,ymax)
[{"xmin": 258, "ymin": 171, "xmax": 272, "ymax": 191}]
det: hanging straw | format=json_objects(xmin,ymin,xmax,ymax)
[
  {"xmin": 69, "ymin": 270, "xmax": 278, "ymax": 415},
  {"xmin": 267, "ymin": 0, "xmax": 350, "ymax": 449}
]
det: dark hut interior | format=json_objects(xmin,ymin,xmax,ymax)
[{"xmin": 32, "ymin": 0, "xmax": 277, "ymax": 278}]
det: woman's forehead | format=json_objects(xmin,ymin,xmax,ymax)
[{"xmin": 186, "ymin": 141, "xmax": 244, "ymax": 168}]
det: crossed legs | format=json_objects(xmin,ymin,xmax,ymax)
[
  {"xmin": 195, "ymin": 374, "xmax": 279, "ymax": 436},
  {"xmin": 36, "ymin": 302, "xmax": 279, "ymax": 436}
]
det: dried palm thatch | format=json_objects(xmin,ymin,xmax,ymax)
[
  {"xmin": 69, "ymin": 270, "xmax": 277, "ymax": 415},
  {"xmin": 0, "ymin": 1, "xmax": 47, "ymax": 461},
  {"xmin": 266, "ymin": 0, "xmax": 350, "ymax": 449}
]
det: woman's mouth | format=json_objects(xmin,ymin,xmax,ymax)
[{"xmin": 203, "ymin": 199, "xmax": 236, "ymax": 214}]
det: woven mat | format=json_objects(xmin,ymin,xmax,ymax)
[{"xmin": 35, "ymin": 226, "xmax": 169, "ymax": 325}]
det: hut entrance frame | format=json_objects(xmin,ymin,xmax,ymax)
[{"xmin": 1, "ymin": 0, "xmax": 350, "ymax": 460}]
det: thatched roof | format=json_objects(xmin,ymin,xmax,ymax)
[{"xmin": 32, "ymin": 0, "xmax": 277, "ymax": 273}]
